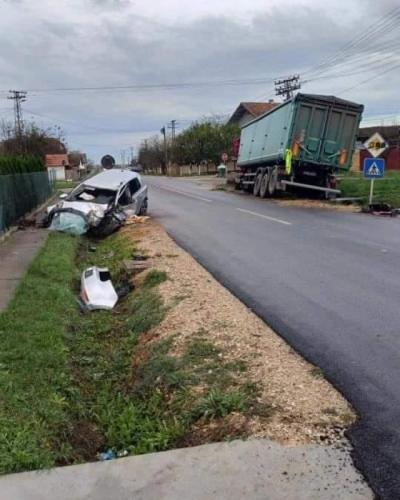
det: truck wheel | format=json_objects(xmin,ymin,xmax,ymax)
[
  {"xmin": 259, "ymin": 170, "xmax": 270, "ymax": 198},
  {"xmin": 268, "ymin": 167, "xmax": 278, "ymax": 196},
  {"xmin": 253, "ymin": 172, "xmax": 263, "ymax": 196}
]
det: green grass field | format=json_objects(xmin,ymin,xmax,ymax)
[
  {"xmin": 0, "ymin": 231, "xmax": 257, "ymax": 473},
  {"xmin": 338, "ymin": 170, "xmax": 400, "ymax": 207}
]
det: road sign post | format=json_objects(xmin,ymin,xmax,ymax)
[
  {"xmin": 363, "ymin": 158, "xmax": 385, "ymax": 205},
  {"xmin": 369, "ymin": 179, "xmax": 375, "ymax": 205}
]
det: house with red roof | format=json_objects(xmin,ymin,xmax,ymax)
[
  {"xmin": 45, "ymin": 154, "xmax": 69, "ymax": 181},
  {"xmin": 227, "ymin": 101, "xmax": 279, "ymax": 127}
]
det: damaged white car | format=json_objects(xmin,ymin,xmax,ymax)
[{"xmin": 46, "ymin": 169, "xmax": 148, "ymax": 236}]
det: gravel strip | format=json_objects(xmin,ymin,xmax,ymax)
[{"xmin": 124, "ymin": 220, "xmax": 356, "ymax": 446}]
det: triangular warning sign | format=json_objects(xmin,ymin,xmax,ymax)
[{"xmin": 368, "ymin": 162, "xmax": 380, "ymax": 176}]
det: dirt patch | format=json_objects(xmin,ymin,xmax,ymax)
[
  {"xmin": 123, "ymin": 220, "xmax": 356, "ymax": 446},
  {"xmin": 273, "ymin": 198, "xmax": 361, "ymax": 212},
  {"xmin": 178, "ymin": 413, "xmax": 250, "ymax": 447},
  {"xmin": 67, "ymin": 421, "xmax": 105, "ymax": 462}
]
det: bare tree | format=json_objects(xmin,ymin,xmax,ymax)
[{"xmin": 0, "ymin": 120, "xmax": 67, "ymax": 158}]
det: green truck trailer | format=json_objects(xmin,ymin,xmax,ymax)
[{"xmin": 236, "ymin": 93, "xmax": 364, "ymax": 198}]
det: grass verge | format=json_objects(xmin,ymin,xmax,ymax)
[
  {"xmin": 0, "ymin": 230, "xmax": 260, "ymax": 474},
  {"xmin": 56, "ymin": 180, "xmax": 79, "ymax": 190},
  {"xmin": 339, "ymin": 170, "xmax": 400, "ymax": 207},
  {"xmin": 0, "ymin": 233, "xmax": 79, "ymax": 473}
]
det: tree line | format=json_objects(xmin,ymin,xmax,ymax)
[
  {"xmin": 138, "ymin": 120, "xmax": 240, "ymax": 170},
  {"xmin": 0, "ymin": 120, "xmax": 89, "ymax": 175}
]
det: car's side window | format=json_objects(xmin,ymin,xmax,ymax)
[
  {"xmin": 118, "ymin": 185, "xmax": 132, "ymax": 206},
  {"xmin": 129, "ymin": 178, "xmax": 141, "ymax": 195}
]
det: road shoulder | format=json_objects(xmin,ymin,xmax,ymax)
[{"xmin": 133, "ymin": 219, "xmax": 355, "ymax": 445}]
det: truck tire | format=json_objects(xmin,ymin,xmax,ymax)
[
  {"xmin": 259, "ymin": 170, "xmax": 270, "ymax": 198},
  {"xmin": 253, "ymin": 172, "xmax": 263, "ymax": 196},
  {"xmin": 268, "ymin": 167, "xmax": 278, "ymax": 196}
]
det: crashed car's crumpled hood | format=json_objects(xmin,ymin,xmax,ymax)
[
  {"xmin": 46, "ymin": 201, "xmax": 111, "ymax": 235},
  {"xmin": 53, "ymin": 201, "xmax": 109, "ymax": 218}
]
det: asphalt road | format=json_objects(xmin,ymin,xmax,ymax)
[{"xmin": 146, "ymin": 175, "xmax": 400, "ymax": 499}]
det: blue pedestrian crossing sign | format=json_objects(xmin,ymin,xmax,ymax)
[{"xmin": 363, "ymin": 158, "xmax": 385, "ymax": 179}]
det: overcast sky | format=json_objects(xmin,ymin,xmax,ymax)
[{"xmin": 0, "ymin": 0, "xmax": 399, "ymax": 162}]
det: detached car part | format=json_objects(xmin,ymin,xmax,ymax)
[{"xmin": 80, "ymin": 267, "xmax": 118, "ymax": 311}]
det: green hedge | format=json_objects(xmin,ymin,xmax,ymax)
[{"xmin": 0, "ymin": 155, "xmax": 44, "ymax": 175}]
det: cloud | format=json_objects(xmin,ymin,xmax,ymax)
[
  {"xmin": 0, "ymin": 0, "xmax": 398, "ymax": 160},
  {"xmin": 89, "ymin": 0, "xmax": 132, "ymax": 8}
]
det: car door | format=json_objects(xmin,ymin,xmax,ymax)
[
  {"xmin": 117, "ymin": 177, "xmax": 147, "ymax": 215},
  {"xmin": 129, "ymin": 177, "xmax": 147, "ymax": 214}
]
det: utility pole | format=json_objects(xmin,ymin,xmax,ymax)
[
  {"xmin": 168, "ymin": 120, "xmax": 178, "ymax": 165},
  {"xmin": 160, "ymin": 126, "xmax": 168, "ymax": 175},
  {"xmin": 168, "ymin": 120, "xmax": 178, "ymax": 143},
  {"xmin": 274, "ymin": 75, "xmax": 301, "ymax": 101},
  {"xmin": 7, "ymin": 90, "xmax": 27, "ymax": 151}
]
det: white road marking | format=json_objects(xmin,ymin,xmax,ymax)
[
  {"xmin": 236, "ymin": 208, "xmax": 292, "ymax": 226},
  {"xmin": 153, "ymin": 185, "xmax": 213, "ymax": 203}
]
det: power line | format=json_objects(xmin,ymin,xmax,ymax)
[
  {"xmin": 303, "ymin": 54, "xmax": 400, "ymax": 85},
  {"xmin": 337, "ymin": 60, "xmax": 400, "ymax": 95},
  {"xmin": 303, "ymin": 6, "xmax": 400, "ymax": 79},
  {"xmin": 0, "ymin": 76, "xmax": 283, "ymax": 95},
  {"xmin": 304, "ymin": 44, "xmax": 400, "ymax": 80}
]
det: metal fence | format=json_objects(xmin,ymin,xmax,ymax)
[{"xmin": 0, "ymin": 171, "xmax": 55, "ymax": 233}]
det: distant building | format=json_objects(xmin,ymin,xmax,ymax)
[
  {"xmin": 45, "ymin": 154, "xmax": 69, "ymax": 181},
  {"xmin": 227, "ymin": 101, "xmax": 279, "ymax": 127},
  {"xmin": 354, "ymin": 126, "xmax": 400, "ymax": 171},
  {"xmin": 68, "ymin": 152, "xmax": 88, "ymax": 180},
  {"xmin": 358, "ymin": 125, "xmax": 400, "ymax": 146}
]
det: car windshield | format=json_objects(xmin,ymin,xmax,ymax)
[{"xmin": 67, "ymin": 185, "xmax": 116, "ymax": 205}]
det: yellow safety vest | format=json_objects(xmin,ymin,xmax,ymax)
[{"xmin": 285, "ymin": 149, "xmax": 293, "ymax": 175}]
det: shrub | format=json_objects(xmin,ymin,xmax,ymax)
[{"xmin": 0, "ymin": 155, "xmax": 44, "ymax": 175}]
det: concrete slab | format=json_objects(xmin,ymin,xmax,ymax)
[
  {"xmin": 0, "ymin": 228, "xmax": 48, "ymax": 311},
  {"xmin": 0, "ymin": 439, "xmax": 373, "ymax": 500}
]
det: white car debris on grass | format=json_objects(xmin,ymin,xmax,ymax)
[{"xmin": 80, "ymin": 267, "xmax": 119, "ymax": 311}]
